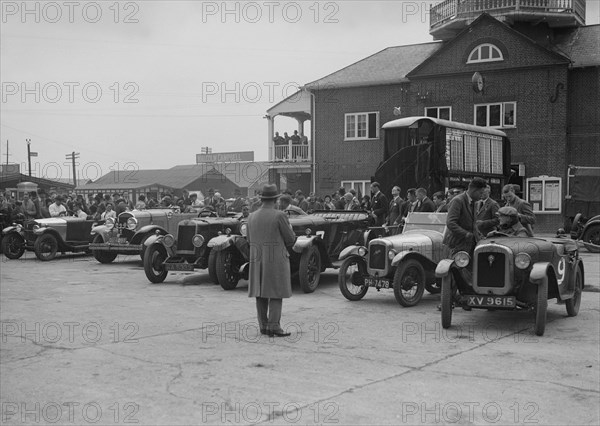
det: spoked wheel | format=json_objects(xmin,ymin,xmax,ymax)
[
  {"xmin": 534, "ymin": 280, "xmax": 548, "ymax": 336},
  {"xmin": 34, "ymin": 234, "xmax": 58, "ymax": 261},
  {"xmin": 441, "ymin": 274, "xmax": 456, "ymax": 329},
  {"xmin": 566, "ymin": 268, "xmax": 583, "ymax": 317},
  {"xmin": 143, "ymin": 244, "xmax": 168, "ymax": 283},
  {"xmin": 208, "ymin": 249, "xmax": 220, "ymax": 285},
  {"xmin": 1, "ymin": 233, "xmax": 25, "ymax": 259},
  {"xmin": 216, "ymin": 247, "xmax": 242, "ymax": 290},
  {"xmin": 338, "ymin": 256, "xmax": 368, "ymax": 301},
  {"xmin": 92, "ymin": 235, "xmax": 117, "ymax": 264},
  {"xmin": 581, "ymin": 224, "xmax": 600, "ymax": 253},
  {"xmin": 298, "ymin": 246, "xmax": 321, "ymax": 293},
  {"xmin": 393, "ymin": 259, "xmax": 426, "ymax": 307}
]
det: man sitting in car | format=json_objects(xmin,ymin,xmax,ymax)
[{"xmin": 487, "ymin": 206, "xmax": 529, "ymax": 238}]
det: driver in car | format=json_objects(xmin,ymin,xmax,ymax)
[{"xmin": 487, "ymin": 206, "xmax": 529, "ymax": 238}]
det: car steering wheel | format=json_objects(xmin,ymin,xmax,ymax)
[
  {"xmin": 198, "ymin": 208, "xmax": 217, "ymax": 218},
  {"xmin": 487, "ymin": 231, "xmax": 510, "ymax": 238}
]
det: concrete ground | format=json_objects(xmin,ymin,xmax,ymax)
[{"xmin": 1, "ymin": 245, "xmax": 599, "ymax": 425}]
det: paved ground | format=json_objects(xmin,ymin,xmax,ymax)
[{"xmin": 1, "ymin": 244, "xmax": 599, "ymax": 425}]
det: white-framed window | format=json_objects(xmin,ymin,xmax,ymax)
[
  {"xmin": 344, "ymin": 112, "xmax": 379, "ymax": 140},
  {"xmin": 474, "ymin": 102, "xmax": 516, "ymax": 128},
  {"xmin": 341, "ymin": 180, "xmax": 371, "ymax": 197},
  {"xmin": 526, "ymin": 176, "xmax": 562, "ymax": 213},
  {"xmin": 425, "ymin": 106, "xmax": 452, "ymax": 120},
  {"xmin": 467, "ymin": 43, "xmax": 504, "ymax": 64}
]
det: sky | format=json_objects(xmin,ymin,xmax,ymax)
[{"xmin": 1, "ymin": 0, "xmax": 599, "ymax": 184}]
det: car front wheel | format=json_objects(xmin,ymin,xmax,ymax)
[
  {"xmin": 393, "ymin": 259, "xmax": 426, "ymax": 307},
  {"xmin": 338, "ymin": 256, "xmax": 368, "ymax": 301},
  {"xmin": 441, "ymin": 274, "xmax": 455, "ymax": 329},
  {"xmin": 1, "ymin": 233, "xmax": 25, "ymax": 259},
  {"xmin": 216, "ymin": 248, "xmax": 241, "ymax": 290},
  {"xmin": 34, "ymin": 234, "xmax": 58, "ymax": 261},
  {"xmin": 208, "ymin": 250, "xmax": 220, "ymax": 285},
  {"xmin": 298, "ymin": 246, "xmax": 321, "ymax": 293},
  {"xmin": 534, "ymin": 280, "xmax": 548, "ymax": 336},
  {"xmin": 92, "ymin": 235, "xmax": 117, "ymax": 264},
  {"xmin": 144, "ymin": 244, "xmax": 168, "ymax": 283},
  {"xmin": 581, "ymin": 224, "xmax": 600, "ymax": 253},
  {"xmin": 566, "ymin": 267, "xmax": 583, "ymax": 317}
]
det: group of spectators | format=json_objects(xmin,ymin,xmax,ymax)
[{"xmin": 272, "ymin": 131, "xmax": 309, "ymax": 145}]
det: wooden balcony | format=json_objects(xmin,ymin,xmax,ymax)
[
  {"xmin": 430, "ymin": 0, "xmax": 586, "ymax": 40},
  {"xmin": 271, "ymin": 142, "xmax": 311, "ymax": 162}
]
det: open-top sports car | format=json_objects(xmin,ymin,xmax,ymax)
[
  {"xmin": 207, "ymin": 210, "xmax": 373, "ymax": 292},
  {"xmin": 2, "ymin": 216, "xmax": 99, "ymax": 261},
  {"xmin": 89, "ymin": 207, "xmax": 201, "ymax": 263},
  {"xmin": 337, "ymin": 212, "xmax": 449, "ymax": 307},
  {"xmin": 142, "ymin": 213, "xmax": 244, "ymax": 283},
  {"xmin": 435, "ymin": 234, "xmax": 584, "ymax": 336}
]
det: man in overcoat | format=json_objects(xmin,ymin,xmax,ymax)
[
  {"xmin": 370, "ymin": 182, "xmax": 389, "ymax": 226},
  {"xmin": 443, "ymin": 177, "xmax": 487, "ymax": 254},
  {"xmin": 247, "ymin": 184, "xmax": 297, "ymax": 337}
]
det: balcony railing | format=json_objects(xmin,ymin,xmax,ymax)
[
  {"xmin": 272, "ymin": 142, "xmax": 311, "ymax": 162},
  {"xmin": 430, "ymin": 0, "xmax": 586, "ymax": 29}
]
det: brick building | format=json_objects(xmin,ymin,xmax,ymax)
[{"xmin": 290, "ymin": 3, "xmax": 599, "ymax": 232}]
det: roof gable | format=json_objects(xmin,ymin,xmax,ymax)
[
  {"xmin": 408, "ymin": 14, "xmax": 570, "ymax": 78},
  {"xmin": 553, "ymin": 25, "xmax": 600, "ymax": 68}
]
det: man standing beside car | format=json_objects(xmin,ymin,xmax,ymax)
[
  {"xmin": 443, "ymin": 177, "xmax": 487, "ymax": 254},
  {"xmin": 370, "ymin": 182, "xmax": 388, "ymax": 226},
  {"xmin": 247, "ymin": 184, "xmax": 297, "ymax": 337},
  {"xmin": 475, "ymin": 185, "xmax": 500, "ymax": 236}
]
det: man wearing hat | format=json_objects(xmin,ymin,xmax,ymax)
[
  {"xmin": 247, "ymin": 184, "xmax": 297, "ymax": 337},
  {"xmin": 488, "ymin": 206, "xmax": 529, "ymax": 237}
]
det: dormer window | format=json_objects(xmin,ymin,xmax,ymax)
[{"xmin": 467, "ymin": 43, "xmax": 503, "ymax": 64}]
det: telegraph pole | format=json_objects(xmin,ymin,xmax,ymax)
[{"xmin": 65, "ymin": 151, "xmax": 80, "ymax": 187}]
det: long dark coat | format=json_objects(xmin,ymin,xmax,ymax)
[
  {"xmin": 443, "ymin": 192, "xmax": 477, "ymax": 254},
  {"xmin": 247, "ymin": 205, "xmax": 297, "ymax": 299}
]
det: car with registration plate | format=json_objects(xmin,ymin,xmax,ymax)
[
  {"xmin": 1, "ymin": 216, "xmax": 99, "ymax": 261},
  {"xmin": 337, "ymin": 212, "xmax": 449, "ymax": 306},
  {"xmin": 208, "ymin": 210, "xmax": 373, "ymax": 292},
  {"xmin": 89, "ymin": 207, "xmax": 200, "ymax": 263},
  {"xmin": 435, "ymin": 234, "xmax": 584, "ymax": 336}
]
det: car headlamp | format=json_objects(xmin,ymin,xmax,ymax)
[
  {"xmin": 192, "ymin": 234, "xmax": 205, "ymax": 247},
  {"xmin": 240, "ymin": 223, "xmax": 247, "ymax": 237},
  {"xmin": 388, "ymin": 249, "xmax": 397, "ymax": 260},
  {"xmin": 305, "ymin": 228, "xmax": 312, "ymax": 236},
  {"xmin": 163, "ymin": 234, "xmax": 175, "ymax": 248},
  {"xmin": 358, "ymin": 247, "xmax": 367, "ymax": 257},
  {"xmin": 32, "ymin": 224, "xmax": 40, "ymax": 231},
  {"xmin": 454, "ymin": 251, "xmax": 470, "ymax": 268},
  {"xmin": 105, "ymin": 217, "xmax": 115, "ymax": 230},
  {"xmin": 126, "ymin": 217, "xmax": 138, "ymax": 230},
  {"xmin": 515, "ymin": 252, "xmax": 531, "ymax": 270}
]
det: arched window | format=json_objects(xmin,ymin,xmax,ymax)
[{"xmin": 467, "ymin": 43, "xmax": 503, "ymax": 64}]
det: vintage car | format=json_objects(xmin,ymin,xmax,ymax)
[
  {"xmin": 89, "ymin": 208, "xmax": 201, "ymax": 263},
  {"xmin": 0, "ymin": 212, "xmax": 25, "ymax": 255},
  {"xmin": 142, "ymin": 213, "xmax": 244, "ymax": 283},
  {"xmin": 208, "ymin": 210, "xmax": 374, "ymax": 292},
  {"xmin": 1, "ymin": 216, "xmax": 99, "ymax": 261},
  {"xmin": 337, "ymin": 213, "xmax": 449, "ymax": 307},
  {"xmin": 570, "ymin": 213, "xmax": 600, "ymax": 253},
  {"xmin": 435, "ymin": 234, "xmax": 584, "ymax": 336}
]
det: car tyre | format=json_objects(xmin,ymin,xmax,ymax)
[
  {"xmin": 338, "ymin": 256, "xmax": 368, "ymax": 301},
  {"xmin": 139, "ymin": 235, "xmax": 149, "ymax": 261},
  {"xmin": 534, "ymin": 280, "xmax": 548, "ymax": 336},
  {"xmin": 393, "ymin": 259, "xmax": 426, "ymax": 307},
  {"xmin": 565, "ymin": 267, "xmax": 583, "ymax": 317},
  {"xmin": 298, "ymin": 246, "xmax": 321, "ymax": 293},
  {"xmin": 144, "ymin": 243, "xmax": 168, "ymax": 283},
  {"xmin": 34, "ymin": 234, "xmax": 58, "ymax": 261},
  {"xmin": 216, "ymin": 248, "xmax": 241, "ymax": 290},
  {"xmin": 441, "ymin": 274, "xmax": 455, "ymax": 329},
  {"xmin": 208, "ymin": 249, "xmax": 220, "ymax": 285},
  {"xmin": 1, "ymin": 233, "xmax": 25, "ymax": 259},
  {"xmin": 581, "ymin": 224, "xmax": 600, "ymax": 253},
  {"xmin": 92, "ymin": 235, "xmax": 117, "ymax": 264}
]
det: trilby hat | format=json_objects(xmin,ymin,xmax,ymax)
[{"xmin": 260, "ymin": 184, "xmax": 281, "ymax": 200}]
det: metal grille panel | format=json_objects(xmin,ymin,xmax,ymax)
[{"xmin": 476, "ymin": 252, "xmax": 506, "ymax": 288}]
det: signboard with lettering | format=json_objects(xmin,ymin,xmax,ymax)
[
  {"xmin": 196, "ymin": 152, "xmax": 254, "ymax": 163},
  {"xmin": 526, "ymin": 176, "xmax": 562, "ymax": 214}
]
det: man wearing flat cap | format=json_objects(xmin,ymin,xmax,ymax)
[
  {"xmin": 247, "ymin": 183, "xmax": 297, "ymax": 337},
  {"xmin": 488, "ymin": 206, "xmax": 529, "ymax": 238}
]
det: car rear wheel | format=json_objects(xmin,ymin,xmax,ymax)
[
  {"xmin": 534, "ymin": 280, "xmax": 548, "ymax": 336},
  {"xmin": 34, "ymin": 234, "xmax": 58, "ymax": 261},
  {"xmin": 441, "ymin": 274, "xmax": 455, "ymax": 329},
  {"xmin": 216, "ymin": 248, "xmax": 241, "ymax": 290},
  {"xmin": 338, "ymin": 256, "xmax": 368, "ymax": 301},
  {"xmin": 208, "ymin": 249, "xmax": 219, "ymax": 285},
  {"xmin": 298, "ymin": 246, "xmax": 321, "ymax": 293},
  {"xmin": 566, "ymin": 268, "xmax": 583, "ymax": 317},
  {"xmin": 1, "ymin": 233, "xmax": 25, "ymax": 259},
  {"xmin": 92, "ymin": 235, "xmax": 117, "ymax": 264},
  {"xmin": 581, "ymin": 224, "xmax": 600, "ymax": 253},
  {"xmin": 144, "ymin": 244, "xmax": 168, "ymax": 283},
  {"xmin": 393, "ymin": 259, "xmax": 426, "ymax": 307}
]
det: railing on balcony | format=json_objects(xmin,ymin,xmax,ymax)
[
  {"xmin": 431, "ymin": 0, "xmax": 586, "ymax": 29},
  {"xmin": 273, "ymin": 142, "xmax": 311, "ymax": 162}
]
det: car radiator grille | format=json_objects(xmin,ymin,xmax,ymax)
[
  {"xmin": 369, "ymin": 244, "xmax": 387, "ymax": 270},
  {"xmin": 177, "ymin": 225, "xmax": 196, "ymax": 252},
  {"xmin": 476, "ymin": 252, "xmax": 506, "ymax": 288}
]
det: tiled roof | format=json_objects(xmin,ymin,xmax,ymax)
[
  {"xmin": 554, "ymin": 25, "xmax": 600, "ymax": 68},
  {"xmin": 304, "ymin": 42, "xmax": 443, "ymax": 89}
]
